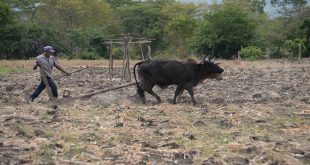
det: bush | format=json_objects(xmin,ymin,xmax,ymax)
[
  {"xmin": 79, "ymin": 52, "xmax": 100, "ymax": 60},
  {"xmin": 283, "ymin": 38, "xmax": 307, "ymax": 59},
  {"xmin": 112, "ymin": 47, "xmax": 124, "ymax": 59},
  {"xmin": 240, "ymin": 46, "xmax": 263, "ymax": 61}
]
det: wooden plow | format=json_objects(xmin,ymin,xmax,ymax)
[
  {"xmin": 69, "ymin": 82, "xmax": 136, "ymax": 100},
  {"xmin": 46, "ymin": 81, "xmax": 136, "ymax": 120},
  {"xmin": 50, "ymin": 82, "xmax": 136, "ymax": 106}
]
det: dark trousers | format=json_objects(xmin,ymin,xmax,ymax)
[{"xmin": 30, "ymin": 77, "xmax": 58, "ymax": 100}]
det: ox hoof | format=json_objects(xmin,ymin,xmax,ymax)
[{"xmin": 140, "ymin": 99, "xmax": 146, "ymax": 104}]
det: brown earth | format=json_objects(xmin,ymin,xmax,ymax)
[{"xmin": 0, "ymin": 59, "xmax": 310, "ymax": 164}]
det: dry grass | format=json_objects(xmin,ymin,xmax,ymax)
[{"xmin": 0, "ymin": 58, "xmax": 309, "ymax": 164}]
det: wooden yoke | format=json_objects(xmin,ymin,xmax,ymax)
[{"xmin": 38, "ymin": 61, "xmax": 55, "ymax": 101}]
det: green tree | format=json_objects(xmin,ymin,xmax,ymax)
[
  {"xmin": 224, "ymin": 0, "xmax": 266, "ymax": 14},
  {"xmin": 300, "ymin": 18, "xmax": 310, "ymax": 56},
  {"xmin": 3, "ymin": 0, "xmax": 45, "ymax": 23},
  {"xmin": 0, "ymin": 2, "xmax": 24, "ymax": 59},
  {"xmin": 0, "ymin": 2, "xmax": 14, "ymax": 26},
  {"xmin": 258, "ymin": 18, "xmax": 287, "ymax": 57},
  {"xmin": 35, "ymin": 0, "xmax": 119, "ymax": 58},
  {"xmin": 117, "ymin": 2, "xmax": 165, "ymax": 50},
  {"xmin": 189, "ymin": 4, "xmax": 256, "ymax": 58},
  {"xmin": 106, "ymin": 0, "xmax": 137, "ymax": 9},
  {"xmin": 161, "ymin": 2, "xmax": 197, "ymax": 57},
  {"xmin": 284, "ymin": 38, "xmax": 307, "ymax": 59},
  {"xmin": 0, "ymin": 24, "xmax": 28, "ymax": 59},
  {"xmin": 257, "ymin": 0, "xmax": 309, "ymax": 58},
  {"xmin": 271, "ymin": 0, "xmax": 307, "ymax": 19}
]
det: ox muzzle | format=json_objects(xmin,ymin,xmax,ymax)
[{"xmin": 207, "ymin": 73, "xmax": 223, "ymax": 80}]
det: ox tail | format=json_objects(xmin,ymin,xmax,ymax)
[{"xmin": 133, "ymin": 61, "xmax": 144, "ymax": 91}]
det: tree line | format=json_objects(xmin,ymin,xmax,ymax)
[{"xmin": 0, "ymin": 0, "xmax": 309, "ymax": 60}]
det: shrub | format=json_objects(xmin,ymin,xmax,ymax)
[
  {"xmin": 112, "ymin": 47, "xmax": 124, "ymax": 59},
  {"xmin": 79, "ymin": 52, "xmax": 100, "ymax": 60},
  {"xmin": 283, "ymin": 38, "xmax": 307, "ymax": 59},
  {"xmin": 240, "ymin": 46, "xmax": 263, "ymax": 61}
]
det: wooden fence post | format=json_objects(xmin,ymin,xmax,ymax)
[
  {"xmin": 108, "ymin": 43, "xmax": 113, "ymax": 80},
  {"xmin": 266, "ymin": 48, "xmax": 270, "ymax": 60},
  {"xmin": 126, "ymin": 36, "xmax": 131, "ymax": 81},
  {"xmin": 298, "ymin": 44, "xmax": 301, "ymax": 64},
  {"xmin": 139, "ymin": 43, "xmax": 144, "ymax": 60},
  {"xmin": 147, "ymin": 45, "xmax": 152, "ymax": 60},
  {"xmin": 121, "ymin": 38, "xmax": 126, "ymax": 81},
  {"xmin": 121, "ymin": 34, "xmax": 131, "ymax": 82}
]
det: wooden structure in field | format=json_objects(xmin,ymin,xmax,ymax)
[{"xmin": 106, "ymin": 33, "xmax": 152, "ymax": 81}]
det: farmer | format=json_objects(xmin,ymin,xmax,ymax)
[{"xmin": 28, "ymin": 46, "xmax": 69, "ymax": 102}]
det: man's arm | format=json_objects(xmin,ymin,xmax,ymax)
[
  {"xmin": 33, "ymin": 61, "xmax": 39, "ymax": 70},
  {"xmin": 55, "ymin": 63, "xmax": 70, "ymax": 75}
]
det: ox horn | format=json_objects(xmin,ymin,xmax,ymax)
[
  {"xmin": 211, "ymin": 57, "xmax": 215, "ymax": 62},
  {"xmin": 211, "ymin": 57, "xmax": 220, "ymax": 65},
  {"xmin": 202, "ymin": 56, "xmax": 209, "ymax": 63}
]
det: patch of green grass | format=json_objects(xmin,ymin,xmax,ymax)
[
  {"xmin": 275, "ymin": 116, "xmax": 306, "ymax": 127},
  {"xmin": 61, "ymin": 133, "xmax": 79, "ymax": 143},
  {"xmin": 201, "ymin": 146, "xmax": 215, "ymax": 156},
  {"xmin": 64, "ymin": 146, "xmax": 86, "ymax": 159},
  {"xmin": 203, "ymin": 126, "xmax": 232, "ymax": 145},
  {"xmin": 34, "ymin": 144, "xmax": 56, "ymax": 164},
  {"xmin": 174, "ymin": 136, "xmax": 187, "ymax": 145},
  {"xmin": 0, "ymin": 65, "xmax": 30, "ymax": 75},
  {"xmin": 78, "ymin": 132, "xmax": 101, "ymax": 144},
  {"xmin": 211, "ymin": 131, "xmax": 231, "ymax": 144},
  {"xmin": 15, "ymin": 125, "xmax": 35, "ymax": 138},
  {"xmin": 241, "ymin": 123, "xmax": 273, "ymax": 138},
  {"xmin": 41, "ymin": 113, "xmax": 51, "ymax": 120},
  {"xmin": 126, "ymin": 110, "xmax": 141, "ymax": 118}
]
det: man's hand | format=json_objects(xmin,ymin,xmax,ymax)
[{"xmin": 55, "ymin": 63, "xmax": 70, "ymax": 76}]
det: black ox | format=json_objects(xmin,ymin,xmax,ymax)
[{"xmin": 133, "ymin": 57, "xmax": 224, "ymax": 105}]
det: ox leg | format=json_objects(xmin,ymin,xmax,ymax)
[
  {"xmin": 173, "ymin": 86, "xmax": 183, "ymax": 104},
  {"xmin": 137, "ymin": 82, "xmax": 147, "ymax": 104},
  {"xmin": 187, "ymin": 88, "xmax": 196, "ymax": 105},
  {"xmin": 137, "ymin": 88, "xmax": 146, "ymax": 104},
  {"xmin": 146, "ymin": 88, "xmax": 162, "ymax": 103},
  {"xmin": 177, "ymin": 89, "xmax": 184, "ymax": 102}
]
